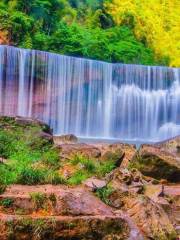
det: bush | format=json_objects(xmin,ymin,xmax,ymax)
[
  {"xmin": 17, "ymin": 168, "xmax": 46, "ymax": 185},
  {"xmin": 96, "ymin": 186, "xmax": 114, "ymax": 205},
  {"xmin": 71, "ymin": 154, "xmax": 96, "ymax": 173},
  {"xmin": 30, "ymin": 192, "xmax": 47, "ymax": 210},
  {"xmin": 45, "ymin": 171, "xmax": 66, "ymax": 185}
]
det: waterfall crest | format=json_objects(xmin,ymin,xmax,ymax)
[{"xmin": 0, "ymin": 45, "xmax": 179, "ymax": 141}]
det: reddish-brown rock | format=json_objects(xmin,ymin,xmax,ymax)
[
  {"xmin": 107, "ymin": 168, "xmax": 177, "ymax": 239},
  {"xmin": 57, "ymin": 143, "xmax": 101, "ymax": 160},
  {"xmin": 0, "ymin": 185, "xmax": 138, "ymax": 240}
]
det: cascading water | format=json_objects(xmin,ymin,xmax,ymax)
[{"xmin": 0, "ymin": 45, "xmax": 179, "ymax": 141}]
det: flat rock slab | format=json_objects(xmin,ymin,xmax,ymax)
[
  {"xmin": 83, "ymin": 177, "xmax": 107, "ymax": 190},
  {"xmin": 0, "ymin": 214, "xmax": 131, "ymax": 240},
  {"xmin": 0, "ymin": 185, "xmax": 113, "ymax": 216}
]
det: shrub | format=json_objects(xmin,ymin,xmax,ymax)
[
  {"xmin": 45, "ymin": 171, "xmax": 66, "ymax": 185},
  {"xmin": 96, "ymin": 186, "xmax": 114, "ymax": 205},
  {"xmin": 71, "ymin": 154, "xmax": 96, "ymax": 173},
  {"xmin": 41, "ymin": 149, "xmax": 60, "ymax": 168},
  {"xmin": 30, "ymin": 192, "xmax": 47, "ymax": 210},
  {"xmin": 97, "ymin": 161, "xmax": 116, "ymax": 177},
  {"xmin": 17, "ymin": 168, "xmax": 46, "ymax": 185}
]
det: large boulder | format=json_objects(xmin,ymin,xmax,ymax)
[
  {"xmin": 57, "ymin": 143, "xmax": 101, "ymax": 160},
  {"xmin": 131, "ymin": 144, "xmax": 180, "ymax": 182},
  {"xmin": 56, "ymin": 141, "xmax": 135, "ymax": 168},
  {"xmin": 156, "ymin": 135, "xmax": 180, "ymax": 157},
  {"xmin": 53, "ymin": 134, "xmax": 78, "ymax": 145}
]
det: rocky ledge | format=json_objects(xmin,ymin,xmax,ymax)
[{"xmin": 0, "ymin": 116, "xmax": 179, "ymax": 240}]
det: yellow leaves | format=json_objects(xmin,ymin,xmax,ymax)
[{"xmin": 105, "ymin": 0, "xmax": 180, "ymax": 67}]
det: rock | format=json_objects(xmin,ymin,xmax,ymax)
[
  {"xmin": 0, "ymin": 215, "xmax": 131, "ymax": 240},
  {"xmin": 108, "ymin": 190, "xmax": 177, "ymax": 240},
  {"xmin": 14, "ymin": 116, "xmax": 52, "ymax": 134},
  {"xmin": 144, "ymin": 184, "xmax": 180, "ymax": 238},
  {"xmin": 83, "ymin": 177, "xmax": 107, "ymax": 190},
  {"xmin": 106, "ymin": 168, "xmax": 178, "ymax": 239},
  {"xmin": 0, "ymin": 115, "xmax": 52, "ymax": 135},
  {"xmin": 57, "ymin": 143, "xmax": 101, "ymax": 160},
  {"xmin": 92, "ymin": 143, "xmax": 136, "ymax": 167},
  {"xmin": 38, "ymin": 131, "xmax": 53, "ymax": 143},
  {"xmin": 53, "ymin": 134, "xmax": 78, "ymax": 145},
  {"xmin": 0, "ymin": 185, "xmax": 114, "ymax": 216},
  {"xmin": 56, "ymin": 142, "xmax": 136, "ymax": 169},
  {"xmin": 131, "ymin": 144, "xmax": 180, "ymax": 182},
  {"xmin": 156, "ymin": 135, "xmax": 180, "ymax": 157},
  {"xmin": 0, "ymin": 31, "xmax": 9, "ymax": 45},
  {"xmin": 100, "ymin": 148, "xmax": 124, "ymax": 167},
  {"xmin": 0, "ymin": 157, "xmax": 7, "ymax": 164},
  {"xmin": 0, "ymin": 185, "xmax": 133, "ymax": 240},
  {"xmin": 119, "ymin": 144, "xmax": 137, "ymax": 168}
]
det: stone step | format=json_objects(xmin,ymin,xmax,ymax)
[{"xmin": 0, "ymin": 213, "xmax": 131, "ymax": 240}]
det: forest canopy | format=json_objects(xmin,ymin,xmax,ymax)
[{"xmin": 0, "ymin": 0, "xmax": 179, "ymax": 66}]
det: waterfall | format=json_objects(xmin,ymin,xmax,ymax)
[{"xmin": 0, "ymin": 45, "xmax": 179, "ymax": 141}]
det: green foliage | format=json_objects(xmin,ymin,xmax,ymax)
[
  {"xmin": 0, "ymin": 0, "xmax": 164, "ymax": 65},
  {"xmin": 96, "ymin": 185, "xmax": 114, "ymax": 205},
  {"xmin": 67, "ymin": 170, "xmax": 89, "ymax": 185},
  {"xmin": 71, "ymin": 154, "xmax": 96, "ymax": 173},
  {"xmin": 0, "ymin": 117, "xmax": 63, "ymax": 186},
  {"xmin": 0, "ymin": 198, "xmax": 14, "ymax": 208},
  {"xmin": 97, "ymin": 161, "xmax": 115, "ymax": 177},
  {"xmin": 67, "ymin": 153, "xmax": 116, "ymax": 185},
  {"xmin": 45, "ymin": 170, "xmax": 66, "ymax": 185},
  {"xmin": 17, "ymin": 168, "xmax": 46, "ymax": 185},
  {"xmin": 41, "ymin": 149, "xmax": 60, "ymax": 168}
]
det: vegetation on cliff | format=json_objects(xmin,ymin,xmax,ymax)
[{"xmin": 0, "ymin": 0, "xmax": 178, "ymax": 66}]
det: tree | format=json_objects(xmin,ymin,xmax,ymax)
[{"xmin": 106, "ymin": 0, "xmax": 180, "ymax": 67}]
